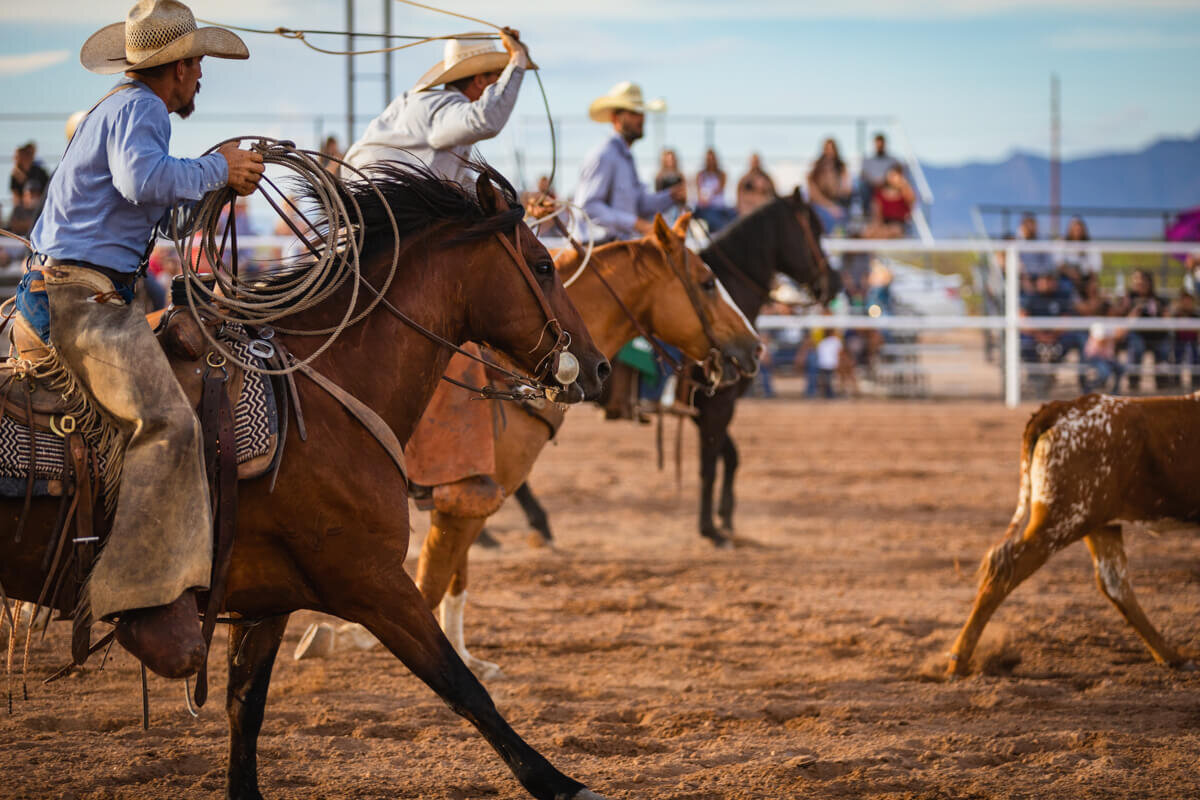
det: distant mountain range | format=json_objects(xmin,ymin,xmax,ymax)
[{"xmin": 920, "ymin": 133, "xmax": 1200, "ymax": 239}]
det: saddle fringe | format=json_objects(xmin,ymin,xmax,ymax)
[{"xmin": 12, "ymin": 346, "xmax": 125, "ymax": 516}]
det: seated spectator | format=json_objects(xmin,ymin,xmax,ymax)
[
  {"xmin": 1058, "ymin": 216, "xmax": 1101, "ymax": 291},
  {"xmin": 864, "ymin": 165, "xmax": 915, "ymax": 238},
  {"xmin": 6, "ymin": 180, "xmax": 45, "ymax": 237},
  {"xmin": 318, "ymin": 135, "xmax": 343, "ymax": 174},
  {"xmin": 1016, "ymin": 212, "xmax": 1055, "ymax": 291},
  {"xmin": 1169, "ymin": 289, "xmax": 1199, "ymax": 387},
  {"xmin": 858, "ymin": 132, "xmax": 902, "ymax": 212},
  {"xmin": 1113, "ymin": 268, "xmax": 1170, "ymax": 392},
  {"xmin": 655, "ymin": 148, "xmax": 683, "ymax": 192},
  {"xmin": 807, "ymin": 138, "xmax": 853, "ymax": 235},
  {"xmin": 10, "ymin": 142, "xmax": 49, "ymax": 209},
  {"xmin": 1082, "ymin": 323, "xmax": 1121, "ymax": 394},
  {"xmin": 736, "ymin": 153, "xmax": 776, "ymax": 217},
  {"xmin": 694, "ymin": 148, "xmax": 735, "ymax": 232},
  {"xmin": 1021, "ymin": 271, "xmax": 1075, "ymax": 397}
]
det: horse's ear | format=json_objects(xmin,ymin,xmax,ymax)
[
  {"xmin": 791, "ymin": 186, "xmax": 804, "ymax": 204},
  {"xmin": 672, "ymin": 211, "xmax": 693, "ymax": 237},
  {"xmin": 476, "ymin": 173, "xmax": 501, "ymax": 216},
  {"xmin": 653, "ymin": 213, "xmax": 673, "ymax": 247}
]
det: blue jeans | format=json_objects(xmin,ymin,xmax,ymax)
[
  {"xmin": 1124, "ymin": 332, "xmax": 1172, "ymax": 389},
  {"xmin": 16, "ymin": 267, "xmax": 136, "ymax": 342},
  {"xmin": 1083, "ymin": 357, "xmax": 1121, "ymax": 394}
]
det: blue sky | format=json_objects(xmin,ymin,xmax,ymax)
[{"xmin": 2, "ymin": 0, "xmax": 1198, "ymax": 193}]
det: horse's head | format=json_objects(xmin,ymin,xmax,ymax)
[
  {"xmin": 778, "ymin": 189, "xmax": 840, "ymax": 306},
  {"xmin": 468, "ymin": 173, "xmax": 609, "ymax": 403},
  {"xmin": 638, "ymin": 212, "xmax": 761, "ymax": 384}
]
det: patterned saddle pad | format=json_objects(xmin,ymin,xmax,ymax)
[{"xmin": 0, "ymin": 337, "xmax": 278, "ymax": 498}]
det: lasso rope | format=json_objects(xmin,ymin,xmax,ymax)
[{"xmin": 524, "ymin": 201, "xmax": 597, "ymax": 288}]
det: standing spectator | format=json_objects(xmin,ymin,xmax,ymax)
[
  {"xmin": 865, "ymin": 165, "xmax": 915, "ymax": 238},
  {"xmin": 1082, "ymin": 323, "xmax": 1121, "ymax": 394},
  {"xmin": 1058, "ymin": 216, "xmax": 1101, "ymax": 293},
  {"xmin": 807, "ymin": 138, "xmax": 852, "ymax": 234},
  {"xmin": 10, "ymin": 142, "xmax": 49, "ymax": 209},
  {"xmin": 694, "ymin": 148, "xmax": 735, "ymax": 232},
  {"xmin": 1015, "ymin": 212, "xmax": 1054, "ymax": 291},
  {"xmin": 654, "ymin": 148, "xmax": 683, "ymax": 192},
  {"xmin": 1114, "ymin": 268, "xmax": 1170, "ymax": 392},
  {"xmin": 859, "ymin": 132, "xmax": 901, "ymax": 212},
  {"xmin": 318, "ymin": 135, "xmax": 343, "ymax": 173},
  {"xmin": 736, "ymin": 152, "xmax": 776, "ymax": 217}
]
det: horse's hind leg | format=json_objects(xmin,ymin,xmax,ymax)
[
  {"xmin": 336, "ymin": 576, "xmax": 601, "ymax": 800},
  {"xmin": 225, "ymin": 614, "xmax": 289, "ymax": 800},
  {"xmin": 1084, "ymin": 525, "xmax": 1189, "ymax": 668},
  {"xmin": 514, "ymin": 482, "xmax": 553, "ymax": 543},
  {"xmin": 695, "ymin": 389, "xmax": 736, "ymax": 546},
  {"xmin": 440, "ymin": 554, "xmax": 501, "ymax": 680},
  {"xmin": 716, "ymin": 433, "xmax": 739, "ymax": 532}
]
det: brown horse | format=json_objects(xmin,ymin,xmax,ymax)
[
  {"xmin": 306, "ymin": 212, "xmax": 762, "ymax": 677},
  {"xmin": 0, "ymin": 165, "xmax": 613, "ymax": 800}
]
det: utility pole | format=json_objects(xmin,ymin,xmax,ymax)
[
  {"xmin": 1050, "ymin": 73, "xmax": 1061, "ymax": 239},
  {"xmin": 345, "ymin": 0, "xmax": 355, "ymax": 148}
]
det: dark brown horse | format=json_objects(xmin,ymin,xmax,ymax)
[
  {"xmin": 513, "ymin": 190, "xmax": 837, "ymax": 546},
  {"xmin": 0, "ymin": 165, "xmax": 612, "ymax": 800}
]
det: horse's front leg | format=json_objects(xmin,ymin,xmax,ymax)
[
  {"xmin": 327, "ymin": 567, "xmax": 603, "ymax": 800},
  {"xmin": 716, "ymin": 433, "xmax": 739, "ymax": 532},
  {"xmin": 514, "ymin": 482, "xmax": 553, "ymax": 543},
  {"xmin": 226, "ymin": 614, "xmax": 289, "ymax": 800},
  {"xmin": 694, "ymin": 387, "xmax": 736, "ymax": 547}
]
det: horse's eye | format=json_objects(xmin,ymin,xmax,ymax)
[
  {"xmin": 700, "ymin": 277, "xmax": 716, "ymax": 292},
  {"xmin": 534, "ymin": 261, "xmax": 554, "ymax": 276}
]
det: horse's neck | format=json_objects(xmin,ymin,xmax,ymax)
[
  {"xmin": 279, "ymin": 256, "xmax": 464, "ymax": 447},
  {"xmin": 704, "ymin": 222, "xmax": 771, "ymax": 322},
  {"xmin": 566, "ymin": 244, "xmax": 651, "ymax": 359}
]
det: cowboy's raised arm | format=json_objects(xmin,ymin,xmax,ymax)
[
  {"xmin": 426, "ymin": 61, "xmax": 526, "ymax": 149},
  {"xmin": 108, "ymin": 92, "xmax": 226, "ymax": 205}
]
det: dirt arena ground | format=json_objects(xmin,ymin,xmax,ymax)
[{"xmin": 3, "ymin": 397, "xmax": 1199, "ymax": 799}]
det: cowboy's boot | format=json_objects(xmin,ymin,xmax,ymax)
[{"xmin": 114, "ymin": 590, "xmax": 206, "ymax": 679}]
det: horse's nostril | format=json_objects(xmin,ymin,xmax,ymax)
[{"xmin": 595, "ymin": 358, "xmax": 612, "ymax": 385}]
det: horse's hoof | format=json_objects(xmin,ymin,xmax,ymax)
[
  {"xmin": 527, "ymin": 531, "xmax": 552, "ymax": 549},
  {"xmin": 467, "ymin": 657, "xmax": 505, "ymax": 682},
  {"xmin": 1174, "ymin": 659, "xmax": 1198, "ymax": 672},
  {"xmin": 473, "ymin": 528, "xmax": 502, "ymax": 549},
  {"xmin": 700, "ymin": 528, "xmax": 733, "ymax": 549}
]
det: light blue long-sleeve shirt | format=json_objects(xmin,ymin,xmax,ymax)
[
  {"xmin": 30, "ymin": 78, "xmax": 228, "ymax": 273},
  {"xmin": 571, "ymin": 133, "xmax": 675, "ymax": 242},
  {"xmin": 343, "ymin": 62, "xmax": 525, "ymax": 187}
]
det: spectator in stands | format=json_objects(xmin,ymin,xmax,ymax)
[
  {"xmin": 10, "ymin": 142, "xmax": 49, "ymax": 209},
  {"xmin": 654, "ymin": 148, "xmax": 683, "ymax": 192},
  {"xmin": 736, "ymin": 153, "xmax": 776, "ymax": 217},
  {"xmin": 807, "ymin": 138, "xmax": 853, "ymax": 235},
  {"xmin": 1016, "ymin": 212, "xmax": 1054, "ymax": 292},
  {"xmin": 1114, "ymin": 268, "xmax": 1170, "ymax": 392},
  {"xmin": 695, "ymin": 148, "xmax": 735, "ymax": 232},
  {"xmin": 865, "ymin": 165, "xmax": 915, "ymax": 238},
  {"xmin": 1021, "ymin": 270, "xmax": 1075, "ymax": 397},
  {"xmin": 1059, "ymin": 216, "xmax": 1101, "ymax": 291},
  {"xmin": 522, "ymin": 175, "xmax": 558, "ymax": 237},
  {"xmin": 1082, "ymin": 323, "xmax": 1121, "ymax": 394},
  {"xmin": 1169, "ymin": 289, "xmax": 1199, "ymax": 387},
  {"xmin": 318, "ymin": 135, "xmax": 343, "ymax": 174},
  {"xmin": 6, "ymin": 179, "xmax": 46, "ymax": 237},
  {"xmin": 859, "ymin": 133, "xmax": 902, "ymax": 213}
]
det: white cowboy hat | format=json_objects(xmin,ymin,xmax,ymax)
[
  {"xmin": 588, "ymin": 81, "xmax": 667, "ymax": 123},
  {"xmin": 80, "ymin": 0, "xmax": 247, "ymax": 75},
  {"xmin": 413, "ymin": 37, "xmax": 520, "ymax": 93}
]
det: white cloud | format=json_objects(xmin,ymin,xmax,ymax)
[
  {"xmin": 0, "ymin": 50, "xmax": 70, "ymax": 76},
  {"xmin": 1047, "ymin": 27, "xmax": 1200, "ymax": 50}
]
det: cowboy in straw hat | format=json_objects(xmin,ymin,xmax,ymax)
[
  {"xmin": 17, "ymin": 0, "xmax": 264, "ymax": 680},
  {"xmin": 572, "ymin": 81, "xmax": 682, "ymax": 243},
  {"xmin": 343, "ymin": 30, "xmax": 534, "ymax": 188}
]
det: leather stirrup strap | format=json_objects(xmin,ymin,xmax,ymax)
[
  {"xmin": 67, "ymin": 432, "xmax": 95, "ymax": 666},
  {"xmin": 194, "ymin": 367, "xmax": 239, "ymax": 708}
]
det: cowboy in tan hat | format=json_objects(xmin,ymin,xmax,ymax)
[
  {"xmin": 18, "ymin": 0, "xmax": 263, "ymax": 680},
  {"xmin": 572, "ymin": 81, "xmax": 683, "ymax": 243},
  {"xmin": 343, "ymin": 31, "xmax": 533, "ymax": 187}
]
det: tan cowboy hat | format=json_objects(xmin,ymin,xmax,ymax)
[
  {"xmin": 80, "ymin": 0, "xmax": 247, "ymax": 75},
  {"xmin": 413, "ymin": 37, "xmax": 518, "ymax": 93},
  {"xmin": 588, "ymin": 81, "xmax": 667, "ymax": 123}
]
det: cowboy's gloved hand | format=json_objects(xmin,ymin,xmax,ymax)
[
  {"xmin": 219, "ymin": 143, "xmax": 265, "ymax": 197},
  {"xmin": 500, "ymin": 28, "xmax": 534, "ymax": 70}
]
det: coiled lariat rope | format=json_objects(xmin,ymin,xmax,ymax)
[{"xmin": 167, "ymin": 136, "xmax": 401, "ymax": 376}]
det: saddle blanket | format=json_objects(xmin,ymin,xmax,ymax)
[{"xmin": 0, "ymin": 336, "xmax": 278, "ymax": 498}]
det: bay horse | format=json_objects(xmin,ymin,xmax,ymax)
[
  {"xmin": 0, "ymin": 164, "xmax": 613, "ymax": 800},
  {"xmin": 513, "ymin": 190, "xmax": 838, "ymax": 546},
  {"xmin": 306, "ymin": 211, "xmax": 762, "ymax": 678}
]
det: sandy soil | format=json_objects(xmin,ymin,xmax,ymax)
[{"xmin": 2, "ymin": 398, "xmax": 1199, "ymax": 800}]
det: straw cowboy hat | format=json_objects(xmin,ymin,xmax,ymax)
[
  {"xmin": 588, "ymin": 81, "xmax": 667, "ymax": 123},
  {"xmin": 414, "ymin": 37, "xmax": 527, "ymax": 93},
  {"xmin": 80, "ymin": 0, "xmax": 247, "ymax": 75}
]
